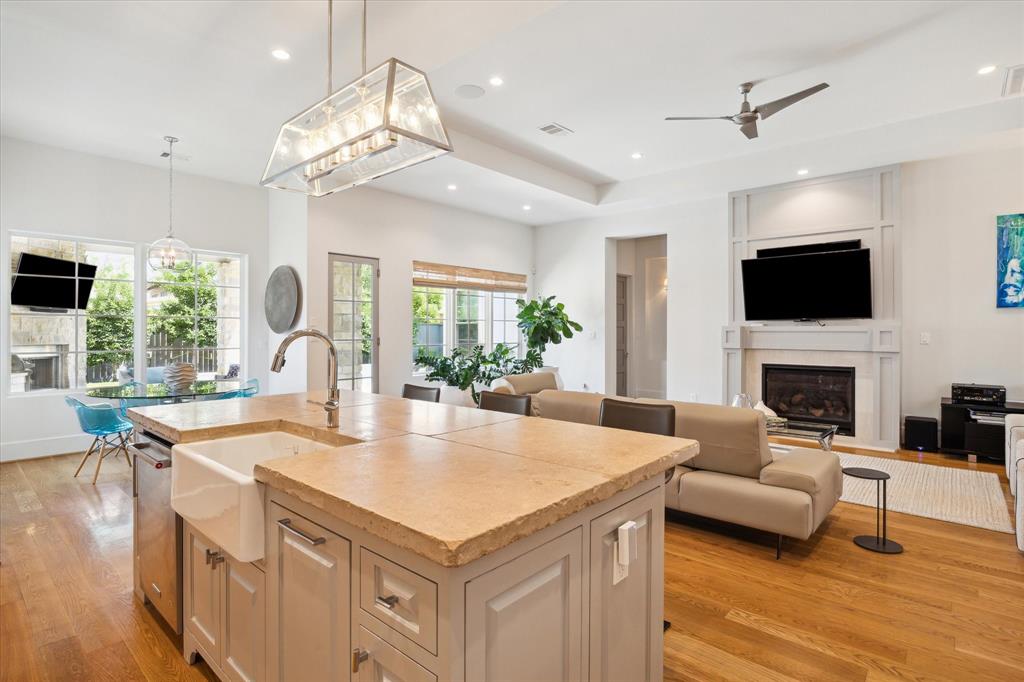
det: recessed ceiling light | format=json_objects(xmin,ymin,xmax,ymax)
[
  {"xmin": 447, "ymin": 184, "xmax": 457, "ymax": 191},
  {"xmin": 796, "ymin": 168, "xmax": 809, "ymax": 176},
  {"xmin": 977, "ymin": 64, "xmax": 997, "ymax": 75},
  {"xmin": 455, "ymin": 84, "xmax": 486, "ymax": 99},
  {"xmin": 631, "ymin": 152, "xmax": 643, "ymax": 160},
  {"xmin": 489, "ymin": 76, "xmax": 504, "ymax": 87},
  {"xmin": 522, "ymin": 204, "xmax": 532, "ymax": 211},
  {"xmin": 271, "ymin": 49, "xmax": 291, "ymax": 61}
]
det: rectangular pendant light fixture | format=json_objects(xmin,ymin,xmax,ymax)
[{"xmin": 260, "ymin": 58, "xmax": 452, "ymax": 197}]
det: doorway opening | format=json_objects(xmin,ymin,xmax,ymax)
[{"xmin": 614, "ymin": 236, "xmax": 667, "ymax": 399}]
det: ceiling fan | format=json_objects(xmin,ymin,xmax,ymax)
[{"xmin": 665, "ymin": 81, "xmax": 829, "ymax": 139}]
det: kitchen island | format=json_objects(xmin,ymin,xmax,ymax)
[{"xmin": 127, "ymin": 390, "xmax": 699, "ymax": 682}]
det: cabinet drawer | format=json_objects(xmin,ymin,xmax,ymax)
[
  {"xmin": 359, "ymin": 547, "xmax": 438, "ymax": 654},
  {"xmin": 355, "ymin": 626, "xmax": 436, "ymax": 682}
]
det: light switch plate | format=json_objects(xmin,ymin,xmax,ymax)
[{"xmin": 919, "ymin": 332, "xmax": 931, "ymax": 345}]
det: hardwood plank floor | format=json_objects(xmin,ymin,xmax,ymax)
[
  {"xmin": 0, "ymin": 453, "xmax": 215, "ymax": 682},
  {"xmin": 1, "ymin": 445, "xmax": 1020, "ymax": 681},
  {"xmin": 664, "ymin": 441, "xmax": 1023, "ymax": 682}
]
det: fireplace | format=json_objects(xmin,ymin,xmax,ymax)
[{"xmin": 762, "ymin": 364, "xmax": 855, "ymax": 436}]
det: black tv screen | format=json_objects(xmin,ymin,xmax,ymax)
[
  {"xmin": 741, "ymin": 248, "xmax": 872, "ymax": 320},
  {"xmin": 10, "ymin": 253, "xmax": 97, "ymax": 310}
]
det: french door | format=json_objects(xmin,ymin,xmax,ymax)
[{"xmin": 328, "ymin": 253, "xmax": 379, "ymax": 392}]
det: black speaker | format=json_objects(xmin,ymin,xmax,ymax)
[{"xmin": 904, "ymin": 416, "xmax": 938, "ymax": 452}]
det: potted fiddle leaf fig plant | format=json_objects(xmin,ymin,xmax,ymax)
[{"xmin": 515, "ymin": 296, "xmax": 583, "ymax": 387}]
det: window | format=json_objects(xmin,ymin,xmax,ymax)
[
  {"xmin": 410, "ymin": 261, "xmax": 527, "ymax": 367},
  {"xmin": 329, "ymin": 254, "xmax": 378, "ymax": 392},
  {"xmin": 412, "ymin": 286, "xmax": 446, "ymax": 361},
  {"xmin": 9, "ymin": 235, "xmax": 135, "ymax": 392},
  {"xmin": 145, "ymin": 252, "xmax": 242, "ymax": 381}
]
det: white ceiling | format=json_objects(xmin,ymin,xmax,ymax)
[{"xmin": 2, "ymin": 0, "xmax": 1022, "ymax": 226}]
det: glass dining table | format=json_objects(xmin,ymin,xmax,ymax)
[{"xmin": 86, "ymin": 380, "xmax": 243, "ymax": 404}]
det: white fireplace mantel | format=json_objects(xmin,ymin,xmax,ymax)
[{"xmin": 722, "ymin": 323, "xmax": 901, "ymax": 450}]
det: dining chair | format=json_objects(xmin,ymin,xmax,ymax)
[
  {"xmin": 65, "ymin": 396, "xmax": 134, "ymax": 484},
  {"xmin": 597, "ymin": 397, "xmax": 675, "ymax": 632},
  {"xmin": 402, "ymin": 383, "xmax": 441, "ymax": 402},
  {"xmin": 477, "ymin": 390, "xmax": 532, "ymax": 416}
]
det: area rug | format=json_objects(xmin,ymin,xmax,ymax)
[{"xmin": 836, "ymin": 453, "xmax": 1014, "ymax": 534}]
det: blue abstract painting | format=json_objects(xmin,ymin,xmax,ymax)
[{"xmin": 997, "ymin": 213, "xmax": 1024, "ymax": 308}]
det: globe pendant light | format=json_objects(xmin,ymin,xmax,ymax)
[
  {"xmin": 260, "ymin": 0, "xmax": 452, "ymax": 197},
  {"xmin": 147, "ymin": 136, "xmax": 192, "ymax": 271}
]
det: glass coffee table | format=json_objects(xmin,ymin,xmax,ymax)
[{"xmin": 765, "ymin": 420, "xmax": 839, "ymax": 451}]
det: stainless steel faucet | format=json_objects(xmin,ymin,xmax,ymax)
[{"xmin": 271, "ymin": 328, "xmax": 340, "ymax": 428}]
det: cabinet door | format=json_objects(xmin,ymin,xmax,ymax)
[
  {"xmin": 466, "ymin": 528, "xmax": 583, "ymax": 682},
  {"xmin": 354, "ymin": 626, "xmax": 436, "ymax": 682},
  {"xmin": 589, "ymin": 488, "xmax": 663, "ymax": 682},
  {"xmin": 222, "ymin": 557, "xmax": 266, "ymax": 682},
  {"xmin": 185, "ymin": 524, "xmax": 222, "ymax": 659},
  {"xmin": 267, "ymin": 503, "xmax": 351, "ymax": 682}
]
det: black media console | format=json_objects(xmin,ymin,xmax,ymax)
[{"xmin": 939, "ymin": 397, "xmax": 1024, "ymax": 461}]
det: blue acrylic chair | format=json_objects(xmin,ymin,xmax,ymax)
[
  {"xmin": 213, "ymin": 378, "xmax": 260, "ymax": 401},
  {"xmin": 65, "ymin": 396, "xmax": 135, "ymax": 484}
]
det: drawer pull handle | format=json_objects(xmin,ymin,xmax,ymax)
[
  {"xmin": 375, "ymin": 594, "xmax": 400, "ymax": 609},
  {"xmin": 205, "ymin": 549, "xmax": 224, "ymax": 566},
  {"xmin": 277, "ymin": 518, "xmax": 326, "ymax": 546},
  {"xmin": 150, "ymin": 582, "xmax": 162, "ymax": 597},
  {"xmin": 352, "ymin": 648, "xmax": 370, "ymax": 673}
]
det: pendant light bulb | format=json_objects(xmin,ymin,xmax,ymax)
[{"xmin": 148, "ymin": 136, "xmax": 193, "ymax": 271}]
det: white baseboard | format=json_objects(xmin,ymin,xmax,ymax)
[
  {"xmin": 0, "ymin": 433, "xmax": 93, "ymax": 462},
  {"xmin": 636, "ymin": 388, "xmax": 667, "ymax": 399}
]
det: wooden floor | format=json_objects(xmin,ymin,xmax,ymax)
[
  {"xmin": 664, "ymin": 443, "xmax": 1024, "ymax": 682},
  {"xmin": 1, "ymin": 445, "xmax": 1021, "ymax": 681}
]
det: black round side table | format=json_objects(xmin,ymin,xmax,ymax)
[{"xmin": 842, "ymin": 467, "xmax": 903, "ymax": 554}]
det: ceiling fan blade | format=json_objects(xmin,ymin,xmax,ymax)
[
  {"xmin": 664, "ymin": 116, "xmax": 733, "ymax": 121},
  {"xmin": 740, "ymin": 121, "xmax": 758, "ymax": 139},
  {"xmin": 755, "ymin": 83, "xmax": 829, "ymax": 120}
]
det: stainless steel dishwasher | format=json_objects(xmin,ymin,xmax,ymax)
[{"xmin": 131, "ymin": 434, "xmax": 182, "ymax": 634}]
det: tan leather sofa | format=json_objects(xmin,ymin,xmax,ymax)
[
  {"xmin": 491, "ymin": 371, "xmax": 559, "ymax": 396},
  {"xmin": 533, "ymin": 389, "xmax": 843, "ymax": 555}
]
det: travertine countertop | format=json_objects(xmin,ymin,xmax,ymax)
[{"xmin": 128, "ymin": 390, "xmax": 698, "ymax": 567}]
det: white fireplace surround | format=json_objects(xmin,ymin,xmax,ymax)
[
  {"xmin": 723, "ymin": 324, "xmax": 901, "ymax": 450},
  {"xmin": 723, "ymin": 166, "xmax": 902, "ymax": 451}
]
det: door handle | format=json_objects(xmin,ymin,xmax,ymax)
[
  {"xmin": 277, "ymin": 518, "xmax": 326, "ymax": 546},
  {"xmin": 352, "ymin": 648, "xmax": 370, "ymax": 673}
]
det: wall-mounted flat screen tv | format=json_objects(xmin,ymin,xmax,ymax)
[
  {"xmin": 10, "ymin": 253, "xmax": 97, "ymax": 310},
  {"xmin": 740, "ymin": 247, "xmax": 872, "ymax": 320}
]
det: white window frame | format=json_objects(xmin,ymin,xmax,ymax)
[
  {"xmin": 3, "ymin": 229, "xmax": 248, "ymax": 396},
  {"xmin": 412, "ymin": 287, "xmax": 522, "ymax": 374},
  {"xmin": 143, "ymin": 248, "xmax": 245, "ymax": 383}
]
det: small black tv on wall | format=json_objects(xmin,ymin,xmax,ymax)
[
  {"xmin": 740, "ymin": 242, "xmax": 872, "ymax": 321},
  {"xmin": 10, "ymin": 253, "xmax": 97, "ymax": 311}
]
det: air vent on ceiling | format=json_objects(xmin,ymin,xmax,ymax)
[
  {"xmin": 1003, "ymin": 64, "xmax": 1024, "ymax": 98},
  {"xmin": 538, "ymin": 122, "xmax": 574, "ymax": 136}
]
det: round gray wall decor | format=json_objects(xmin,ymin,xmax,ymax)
[{"xmin": 264, "ymin": 265, "xmax": 301, "ymax": 333}]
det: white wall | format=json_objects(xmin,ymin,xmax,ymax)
[
  {"xmin": 266, "ymin": 191, "xmax": 309, "ymax": 394},
  {"xmin": 534, "ymin": 198, "xmax": 727, "ymax": 402},
  {"xmin": 305, "ymin": 187, "xmax": 533, "ymax": 397},
  {"xmin": 901, "ymin": 145, "xmax": 1024, "ymax": 419},
  {"xmin": 0, "ymin": 137, "xmax": 269, "ymax": 460}
]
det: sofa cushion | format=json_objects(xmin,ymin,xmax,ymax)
[
  {"xmin": 534, "ymin": 389, "xmax": 604, "ymax": 424},
  {"xmin": 668, "ymin": 402, "xmax": 772, "ymax": 479},
  {"xmin": 673, "ymin": 470, "xmax": 815, "ymax": 540},
  {"xmin": 497, "ymin": 372, "xmax": 559, "ymax": 397},
  {"xmin": 760, "ymin": 448, "xmax": 841, "ymax": 497}
]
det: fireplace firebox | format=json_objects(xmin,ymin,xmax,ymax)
[{"xmin": 762, "ymin": 364, "xmax": 855, "ymax": 436}]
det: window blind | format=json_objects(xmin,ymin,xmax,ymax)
[{"xmin": 412, "ymin": 261, "xmax": 527, "ymax": 294}]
